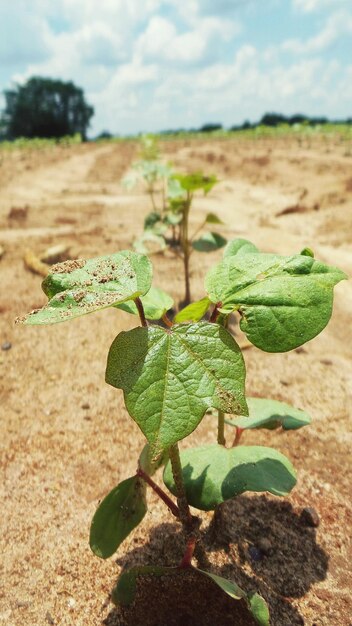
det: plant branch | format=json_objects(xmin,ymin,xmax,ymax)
[
  {"xmin": 169, "ymin": 443, "xmax": 193, "ymax": 530},
  {"xmin": 162, "ymin": 313, "xmax": 173, "ymax": 328},
  {"xmin": 189, "ymin": 219, "xmax": 206, "ymax": 244},
  {"xmin": 209, "ymin": 302, "xmax": 222, "ymax": 323},
  {"xmin": 137, "ymin": 467, "xmax": 180, "ymax": 518},
  {"xmin": 134, "ymin": 297, "xmax": 148, "ymax": 327},
  {"xmin": 179, "ymin": 535, "xmax": 197, "ymax": 568},
  {"xmin": 232, "ymin": 426, "xmax": 244, "ymax": 447},
  {"xmin": 217, "ymin": 410, "xmax": 226, "ymax": 446}
]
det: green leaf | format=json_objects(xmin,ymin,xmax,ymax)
[
  {"xmin": 248, "ymin": 592, "xmax": 271, "ymax": 626},
  {"xmin": 112, "ymin": 565, "xmax": 169, "ymax": 606},
  {"xmin": 163, "ymin": 444, "xmax": 296, "ymax": 510},
  {"xmin": 21, "ymin": 252, "xmax": 152, "ymax": 325},
  {"xmin": 205, "ymin": 212, "xmax": 224, "ymax": 225},
  {"xmin": 167, "ymin": 177, "xmax": 186, "ymax": 200},
  {"xmin": 192, "ymin": 232, "xmax": 227, "ymax": 253},
  {"xmin": 164, "ymin": 211, "xmax": 183, "ymax": 226},
  {"xmin": 112, "ymin": 565, "xmax": 270, "ymax": 626},
  {"xmin": 300, "ymin": 247, "xmax": 314, "ymax": 258},
  {"xmin": 226, "ymin": 397, "xmax": 311, "ymax": 431},
  {"xmin": 138, "ymin": 444, "xmax": 168, "ymax": 476},
  {"xmin": 106, "ymin": 322, "xmax": 247, "ymax": 455},
  {"xmin": 174, "ymin": 297, "xmax": 211, "ymax": 323},
  {"xmin": 196, "ymin": 570, "xmax": 269, "ymax": 626},
  {"xmin": 173, "ymin": 172, "xmax": 217, "ymax": 194},
  {"xmin": 144, "ymin": 211, "xmax": 162, "ymax": 230},
  {"xmin": 223, "ymin": 238, "xmax": 259, "ymax": 258},
  {"xmin": 197, "ymin": 570, "xmax": 245, "ymax": 600},
  {"xmin": 205, "ymin": 251, "xmax": 347, "ymax": 352},
  {"xmin": 115, "ymin": 286, "xmax": 174, "ymax": 320},
  {"xmin": 89, "ymin": 476, "xmax": 147, "ymax": 559},
  {"xmin": 133, "ymin": 231, "xmax": 166, "ymax": 255}
]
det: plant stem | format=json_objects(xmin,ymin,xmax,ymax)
[
  {"xmin": 209, "ymin": 302, "xmax": 222, "ymax": 323},
  {"xmin": 169, "ymin": 443, "xmax": 193, "ymax": 530},
  {"xmin": 148, "ymin": 187, "xmax": 157, "ymax": 212},
  {"xmin": 137, "ymin": 467, "xmax": 180, "ymax": 518},
  {"xmin": 217, "ymin": 410, "xmax": 226, "ymax": 446},
  {"xmin": 134, "ymin": 297, "xmax": 147, "ymax": 327},
  {"xmin": 169, "ymin": 443, "xmax": 198, "ymax": 568},
  {"xmin": 179, "ymin": 535, "xmax": 197, "ymax": 568},
  {"xmin": 162, "ymin": 313, "xmax": 173, "ymax": 328},
  {"xmin": 180, "ymin": 193, "xmax": 192, "ymax": 304},
  {"xmin": 232, "ymin": 426, "xmax": 244, "ymax": 447}
]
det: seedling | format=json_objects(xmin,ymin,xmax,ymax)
[
  {"xmin": 17, "ymin": 240, "xmax": 346, "ymax": 625},
  {"xmin": 124, "ymin": 136, "xmax": 226, "ymax": 303}
]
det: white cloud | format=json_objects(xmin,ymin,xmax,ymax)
[
  {"xmin": 293, "ymin": 0, "xmax": 350, "ymax": 12},
  {"xmin": 136, "ymin": 15, "xmax": 240, "ymax": 65},
  {"xmin": 1, "ymin": 0, "xmax": 351, "ymax": 135},
  {"xmin": 0, "ymin": 6, "xmax": 52, "ymax": 65},
  {"xmin": 283, "ymin": 10, "xmax": 352, "ymax": 54}
]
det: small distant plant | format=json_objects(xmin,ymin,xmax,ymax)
[
  {"xmin": 17, "ymin": 241, "xmax": 346, "ymax": 624},
  {"xmin": 124, "ymin": 136, "xmax": 226, "ymax": 304}
]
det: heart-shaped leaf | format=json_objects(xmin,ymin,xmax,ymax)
[
  {"xmin": 163, "ymin": 444, "xmax": 296, "ymax": 510},
  {"xmin": 205, "ymin": 212, "xmax": 224, "ymax": 225},
  {"xmin": 106, "ymin": 322, "xmax": 247, "ymax": 455},
  {"xmin": 90, "ymin": 476, "xmax": 147, "ymax": 559},
  {"xmin": 226, "ymin": 397, "xmax": 311, "ymax": 430},
  {"xmin": 115, "ymin": 287, "xmax": 174, "ymax": 321},
  {"xmin": 174, "ymin": 297, "xmax": 211, "ymax": 323},
  {"xmin": 192, "ymin": 232, "xmax": 227, "ymax": 253},
  {"xmin": 144, "ymin": 211, "xmax": 162, "ymax": 230},
  {"xmin": 133, "ymin": 232, "xmax": 166, "ymax": 255},
  {"xmin": 205, "ymin": 251, "xmax": 347, "ymax": 352},
  {"xmin": 20, "ymin": 251, "xmax": 152, "ymax": 325},
  {"xmin": 223, "ymin": 238, "xmax": 259, "ymax": 258},
  {"xmin": 112, "ymin": 565, "xmax": 269, "ymax": 625},
  {"xmin": 173, "ymin": 172, "xmax": 217, "ymax": 194}
]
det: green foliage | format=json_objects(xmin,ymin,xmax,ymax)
[
  {"xmin": 106, "ymin": 322, "xmax": 247, "ymax": 455},
  {"xmin": 2, "ymin": 76, "xmax": 93, "ymax": 140},
  {"xmin": 226, "ymin": 397, "xmax": 311, "ymax": 431},
  {"xmin": 172, "ymin": 172, "xmax": 218, "ymax": 194},
  {"xmin": 206, "ymin": 245, "xmax": 347, "ymax": 351},
  {"xmin": 192, "ymin": 232, "xmax": 227, "ymax": 252},
  {"xmin": 174, "ymin": 297, "xmax": 211, "ymax": 323},
  {"xmin": 223, "ymin": 238, "xmax": 259, "ymax": 258},
  {"xmin": 112, "ymin": 565, "xmax": 269, "ymax": 625},
  {"xmin": 17, "ymin": 238, "xmax": 346, "ymax": 623},
  {"xmin": 163, "ymin": 444, "xmax": 296, "ymax": 510},
  {"xmin": 115, "ymin": 286, "xmax": 173, "ymax": 321},
  {"xmin": 90, "ymin": 476, "xmax": 147, "ymax": 559},
  {"xmin": 21, "ymin": 252, "xmax": 152, "ymax": 325},
  {"xmin": 197, "ymin": 570, "xmax": 270, "ymax": 626}
]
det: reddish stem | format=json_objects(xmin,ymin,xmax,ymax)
[
  {"xmin": 179, "ymin": 535, "xmax": 197, "ymax": 568},
  {"xmin": 232, "ymin": 426, "xmax": 244, "ymax": 447},
  {"xmin": 209, "ymin": 302, "xmax": 222, "ymax": 323},
  {"xmin": 134, "ymin": 297, "xmax": 147, "ymax": 327},
  {"xmin": 162, "ymin": 313, "xmax": 173, "ymax": 328},
  {"xmin": 137, "ymin": 467, "xmax": 180, "ymax": 518}
]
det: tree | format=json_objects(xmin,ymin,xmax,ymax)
[{"xmin": 2, "ymin": 77, "xmax": 94, "ymax": 140}]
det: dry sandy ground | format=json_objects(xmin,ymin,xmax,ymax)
[{"xmin": 0, "ymin": 137, "xmax": 351, "ymax": 626}]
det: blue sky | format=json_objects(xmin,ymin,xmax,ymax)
[{"xmin": 0, "ymin": 0, "xmax": 351, "ymax": 135}]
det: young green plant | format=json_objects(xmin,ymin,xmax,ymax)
[{"xmin": 17, "ymin": 240, "xmax": 346, "ymax": 625}]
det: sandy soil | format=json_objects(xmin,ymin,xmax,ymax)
[{"xmin": 0, "ymin": 136, "xmax": 351, "ymax": 626}]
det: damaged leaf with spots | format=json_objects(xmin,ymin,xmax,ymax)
[
  {"xmin": 106, "ymin": 322, "xmax": 247, "ymax": 455},
  {"xmin": 18, "ymin": 251, "xmax": 152, "ymax": 325}
]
